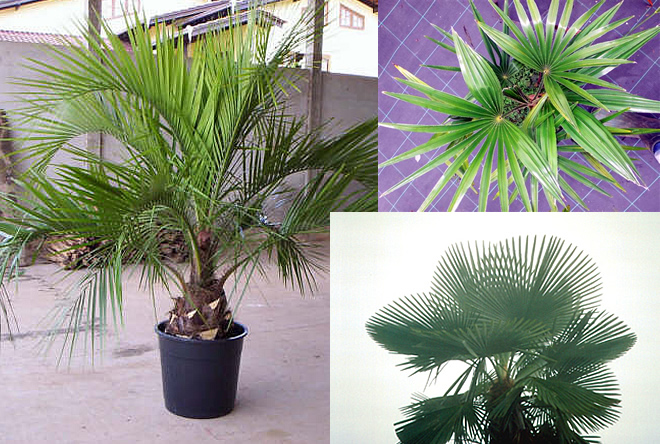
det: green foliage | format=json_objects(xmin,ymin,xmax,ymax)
[
  {"xmin": 381, "ymin": 0, "xmax": 660, "ymax": 211},
  {"xmin": 0, "ymin": 8, "xmax": 376, "ymax": 360},
  {"xmin": 367, "ymin": 235, "xmax": 635, "ymax": 444}
]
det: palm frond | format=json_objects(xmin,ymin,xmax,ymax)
[
  {"xmin": 368, "ymin": 235, "xmax": 634, "ymax": 443},
  {"xmin": 381, "ymin": 0, "xmax": 660, "ymax": 211},
  {"xmin": 0, "ymin": 5, "xmax": 376, "ymax": 356}
]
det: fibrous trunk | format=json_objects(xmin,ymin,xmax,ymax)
[
  {"xmin": 164, "ymin": 229, "xmax": 232, "ymax": 340},
  {"xmin": 164, "ymin": 278, "xmax": 232, "ymax": 340},
  {"xmin": 486, "ymin": 376, "xmax": 534, "ymax": 444}
]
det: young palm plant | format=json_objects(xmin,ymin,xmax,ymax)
[
  {"xmin": 367, "ymin": 236, "xmax": 635, "ymax": 444},
  {"xmin": 380, "ymin": 0, "xmax": 660, "ymax": 211},
  {"xmin": 0, "ymin": 8, "xmax": 376, "ymax": 354}
]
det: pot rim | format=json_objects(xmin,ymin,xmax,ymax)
[{"xmin": 155, "ymin": 320, "xmax": 248, "ymax": 343}]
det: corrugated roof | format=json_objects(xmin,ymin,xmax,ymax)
[
  {"xmin": 0, "ymin": 0, "xmax": 377, "ymax": 15},
  {"xmin": 117, "ymin": 0, "xmax": 285, "ymax": 42},
  {"xmin": 121, "ymin": 0, "xmax": 376, "ymax": 38},
  {"xmin": 147, "ymin": 0, "xmax": 281, "ymax": 28},
  {"xmin": 169, "ymin": 9, "xmax": 284, "ymax": 45},
  {"xmin": 0, "ymin": 0, "xmax": 46, "ymax": 11}
]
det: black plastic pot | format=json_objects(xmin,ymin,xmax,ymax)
[{"xmin": 155, "ymin": 320, "xmax": 248, "ymax": 419}]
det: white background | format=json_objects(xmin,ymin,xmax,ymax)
[{"xmin": 330, "ymin": 213, "xmax": 660, "ymax": 444}]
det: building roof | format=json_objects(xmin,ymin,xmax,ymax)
[
  {"xmin": 146, "ymin": 0, "xmax": 376, "ymax": 28},
  {"xmin": 140, "ymin": 0, "xmax": 281, "ymax": 29},
  {"xmin": 0, "ymin": 28, "xmax": 81, "ymax": 45},
  {"xmin": 0, "ymin": 0, "xmax": 377, "ymax": 14},
  {"xmin": 0, "ymin": 0, "xmax": 377, "ymax": 46},
  {"xmin": 0, "ymin": 0, "xmax": 45, "ymax": 11},
  {"xmin": 117, "ymin": 0, "xmax": 286, "ymax": 42},
  {"xmin": 171, "ymin": 10, "xmax": 284, "ymax": 45},
  {"xmin": 117, "ymin": 0, "xmax": 377, "ymax": 40},
  {"xmin": 358, "ymin": 0, "xmax": 378, "ymax": 12},
  {"xmin": 0, "ymin": 29, "xmax": 121, "ymax": 49}
]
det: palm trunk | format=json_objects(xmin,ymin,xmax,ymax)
[
  {"xmin": 164, "ymin": 229, "xmax": 232, "ymax": 339},
  {"xmin": 486, "ymin": 376, "xmax": 535, "ymax": 444}
]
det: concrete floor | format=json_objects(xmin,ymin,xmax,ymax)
[{"xmin": 0, "ymin": 241, "xmax": 329, "ymax": 444}]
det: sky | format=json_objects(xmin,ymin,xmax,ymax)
[{"xmin": 330, "ymin": 212, "xmax": 660, "ymax": 444}]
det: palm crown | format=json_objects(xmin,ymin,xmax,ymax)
[
  {"xmin": 380, "ymin": 0, "xmax": 660, "ymax": 211},
  {"xmin": 367, "ymin": 236, "xmax": 635, "ymax": 443},
  {"xmin": 0, "ymin": 8, "xmax": 376, "ymax": 354}
]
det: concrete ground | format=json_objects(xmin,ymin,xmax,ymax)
[{"xmin": 0, "ymin": 240, "xmax": 329, "ymax": 444}]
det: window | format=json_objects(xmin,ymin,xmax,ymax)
[
  {"xmin": 339, "ymin": 4, "xmax": 365, "ymax": 30},
  {"xmin": 105, "ymin": 0, "xmax": 142, "ymax": 19}
]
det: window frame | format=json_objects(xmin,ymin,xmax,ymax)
[
  {"xmin": 339, "ymin": 4, "xmax": 365, "ymax": 30},
  {"xmin": 107, "ymin": 0, "xmax": 142, "ymax": 19}
]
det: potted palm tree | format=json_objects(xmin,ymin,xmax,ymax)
[
  {"xmin": 0, "ymin": 8, "xmax": 376, "ymax": 418},
  {"xmin": 367, "ymin": 235, "xmax": 635, "ymax": 443},
  {"xmin": 380, "ymin": 0, "xmax": 660, "ymax": 211}
]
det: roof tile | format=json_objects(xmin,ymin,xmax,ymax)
[{"xmin": 0, "ymin": 29, "xmax": 82, "ymax": 45}]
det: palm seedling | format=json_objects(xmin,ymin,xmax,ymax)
[
  {"xmin": 380, "ymin": 0, "xmax": 660, "ymax": 211},
  {"xmin": 0, "ymin": 8, "xmax": 376, "ymax": 357},
  {"xmin": 367, "ymin": 235, "xmax": 635, "ymax": 443}
]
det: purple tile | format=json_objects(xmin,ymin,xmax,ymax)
[
  {"xmin": 427, "ymin": 180, "xmax": 461, "ymax": 211},
  {"xmin": 378, "ymin": 126, "xmax": 408, "ymax": 161},
  {"xmin": 382, "ymin": 181, "xmax": 430, "ymax": 212},
  {"xmin": 629, "ymin": 60, "xmax": 660, "ymax": 102},
  {"xmin": 385, "ymin": 95, "xmax": 445, "ymax": 127},
  {"xmin": 628, "ymin": 177, "xmax": 660, "ymax": 210},
  {"xmin": 378, "ymin": 25, "xmax": 402, "ymax": 74},
  {"xmin": 582, "ymin": 189, "xmax": 626, "ymax": 212},
  {"xmin": 379, "ymin": 0, "xmax": 660, "ymax": 211},
  {"xmin": 419, "ymin": 1, "xmax": 471, "ymax": 34},
  {"xmin": 380, "ymin": 1, "xmax": 433, "ymax": 43},
  {"xmin": 452, "ymin": 10, "xmax": 491, "ymax": 58},
  {"xmin": 608, "ymin": 52, "xmax": 656, "ymax": 93},
  {"xmin": 635, "ymin": 151, "xmax": 660, "ymax": 185},
  {"xmin": 400, "ymin": 0, "xmax": 440, "ymax": 14}
]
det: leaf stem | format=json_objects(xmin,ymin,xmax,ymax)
[{"xmin": 532, "ymin": 73, "xmax": 545, "ymax": 102}]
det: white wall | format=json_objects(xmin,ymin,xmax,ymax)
[
  {"xmin": 0, "ymin": 0, "xmax": 203, "ymax": 35},
  {"xmin": 0, "ymin": 0, "xmax": 376, "ymax": 76},
  {"xmin": 0, "ymin": 0, "xmax": 85, "ymax": 34},
  {"xmin": 331, "ymin": 213, "xmax": 660, "ymax": 444},
  {"xmin": 323, "ymin": 0, "xmax": 377, "ymax": 77},
  {"xmin": 268, "ymin": 0, "xmax": 377, "ymax": 77}
]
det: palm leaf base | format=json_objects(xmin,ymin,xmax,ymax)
[
  {"xmin": 46, "ymin": 236, "xmax": 102, "ymax": 269},
  {"xmin": 165, "ymin": 280, "xmax": 232, "ymax": 340}
]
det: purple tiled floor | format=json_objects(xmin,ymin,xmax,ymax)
[{"xmin": 379, "ymin": 0, "xmax": 660, "ymax": 211}]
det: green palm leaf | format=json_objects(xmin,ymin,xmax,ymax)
[
  {"xmin": 500, "ymin": 120, "xmax": 563, "ymax": 202},
  {"xmin": 565, "ymin": 89, "xmax": 660, "ymax": 114},
  {"xmin": 562, "ymin": 107, "xmax": 641, "ymax": 185},
  {"xmin": 452, "ymin": 30, "xmax": 503, "ymax": 114},
  {"xmin": 0, "ymin": 8, "xmax": 376, "ymax": 358},
  {"xmin": 368, "ymin": 236, "xmax": 635, "ymax": 443},
  {"xmin": 544, "ymin": 75, "xmax": 577, "ymax": 127},
  {"xmin": 396, "ymin": 393, "xmax": 485, "ymax": 444}
]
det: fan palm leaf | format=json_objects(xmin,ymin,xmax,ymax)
[{"xmin": 367, "ymin": 236, "xmax": 635, "ymax": 443}]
